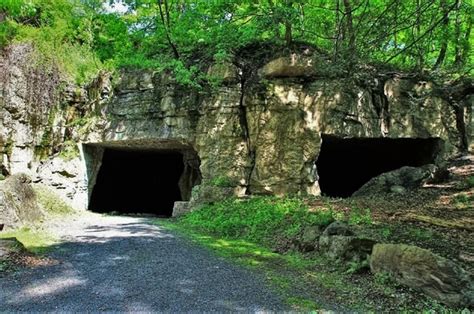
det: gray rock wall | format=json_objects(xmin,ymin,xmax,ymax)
[{"xmin": 0, "ymin": 45, "xmax": 472, "ymax": 208}]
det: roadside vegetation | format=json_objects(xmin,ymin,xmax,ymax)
[
  {"xmin": 159, "ymin": 196, "xmax": 454, "ymax": 311},
  {"xmin": 160, "ymin": 154, "xmax": 473, "ymax": 311}
]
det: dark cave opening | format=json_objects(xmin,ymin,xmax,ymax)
[
  {"xmin": 88, "ymin": 149, "xmax": 185, "ymax": 217},
  {"xmin": 316, "ymin": 135, "xmax": 442, "ymax": 198}
]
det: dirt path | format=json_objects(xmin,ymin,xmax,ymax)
[{"xmin": 1, "ymin": 214, "xmax": 288, "ymax": 312}]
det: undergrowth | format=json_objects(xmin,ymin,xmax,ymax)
[{"xmin": 179, "ymin": 196, "xmax": 335, "ymax": 245}]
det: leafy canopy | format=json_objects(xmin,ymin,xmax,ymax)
[{"xmin": 1, "ymin": 0, "xmax": 472, "ymax": 83}]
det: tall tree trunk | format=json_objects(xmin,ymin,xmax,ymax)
[
  {"xmin": 453, "ymin": 0, "xmax": 462, "ymax": 66},
  {"xmin": 284, "ymin": 0, "xmax": 293, "ymax": 46},
  {"xmin": 343, "ymin": 0, "xmax": 356, "ymax": 57},
  {"xmin": 459, "ymin": 8, "xmax": 472, "ymax": 67},
  {"xmin": 415, "ymin": 0, "xmax": 424, "ymax": 69},
  {"xmin": 333, "ymin": 0, "xmax": 341, "ymax": 61},
  {"xmin": 433, "ymin": 0, "xmax": 450, "ymax": 69},
  {"xmin": 158, "ymin": 0, "xmax": 180, "ymax": 59}
]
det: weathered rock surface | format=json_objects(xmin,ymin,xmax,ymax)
[
  {"xmin": 0, "ymin": 174, "xmax": 43, "ymax": 229},
  {"xmin": 0, "ymin": 44, "xmax": 472, "ymax": 208},
  {"xmin": 318, "ymin": 221, "xmax": 375, "ymax": 262},
  {"xmin": 319, "ymin": 235, "xmax": 376, "ymax": 262},
  {"xmin": 370, "ymin": 243, "xmax": 474, "ymax": 307},
  {"xmin": 261, "ymin": 54, "xmax": 315, "ymax": 78},
  {"xmin": 353, "ymin": 164, "xmax": 436, "ymax": 197},
  {"xmin": 298, "ymin": 225, "xmax": 324, "ymax": 252},
  {"xmin": 322, "ymin": 221, "xmax": 354, "ymax": 236},
  {"xmin": 172, "ymin": 201, "xmax": 190, "ymax": 218}
]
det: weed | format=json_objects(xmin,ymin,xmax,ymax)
[
  {"xmin": 374, "ymin": 272, "xmax": 395, "ymax": 286},
  {"xmin": 452, "ymin": 193, "xmax": 474, "ymax": 208},
  {"xmin": 209, "ymin": 176, "xmax": 233, "ymax": 187},
  {"xmin": 408, "ymin": 227, "xmax": 433, "ymax": 240},
  {"xmin": 380, "ymin": 227, "xmax": 392, "ymax": 239},
  {"xmin": 345, "ymin": 259, "xmax": 369, "ymax": 275},
  {"xmin": 466, "ymin": 176, "xmax": 474, "ymax": 188},
  {"xmin": 348, "ymin": 206, "xmax": 372, "ymax": 225}
]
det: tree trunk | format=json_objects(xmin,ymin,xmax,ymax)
[
  {"xmin": 453, "ymin": 0, "xmax": 462, "ymax": 66},
  {"xmin": 343, "ymin": 0, "xmax": 356, "ymax": 57},
  {"xmin": 433, "ymin": 0, "xmax": 449, "ymax": 69},
  {"xmin": 333, "ymin": 0, "xmax": 341, "ymax": 61},
  {"xmin": 158, "ymin": 0, "xmax": 180, "ymax": 59}
]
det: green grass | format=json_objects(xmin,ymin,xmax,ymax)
[
  {"xmin": 179, "ymin": 196, "xmax": 335, "ymax": 246},
  {"xmin": 0, "ymin": 227, "xmax": 58, "ymax": 254}
]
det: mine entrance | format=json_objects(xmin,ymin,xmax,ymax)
[
  {"xmin": 88, "ymin": 148, "xmax": 197, "ymax": 217},
  {"xmin": 316, "ymin": 135, "xmax": 442, "ymax": 198}
]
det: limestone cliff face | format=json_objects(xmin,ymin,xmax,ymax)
[{"xmin": 0, "ymin": 44, "xmax": 472, "ymax": 208}]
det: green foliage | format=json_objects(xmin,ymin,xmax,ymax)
[
  {"xmin": 408, "ymin": 227, "xmax": 434, "ymax": 241},
  {"xmin": 179, "ymin": 196, "xmax": 335, "ymax": 244},
  {"xmin": 58, "ymin": 140, "xmax": 79, "ymax": 160},
  {"xmin": 466, "ymin": 176, "xmax": 474, "ymax": 188},
  {"xmin": 209, "ymin": 176, "xmax": 233, "ymax": 187},
  {"xmin": 1, "ymin": 0, "xmax": 106, "ymax": 84},
  {"xmin": 453, "ymin": 193, "xmax": 474, "ymax": 207},
  {"xmin": 348, "ymin": 206, "xmax": 372, "ymax": 225},
  {"xmin": 2, "ymin": 0, "xmax": 472, "ymax": 84},
  {"xmin": 34, "ymin": 185, "xmax": 75, "ymax": 215}
]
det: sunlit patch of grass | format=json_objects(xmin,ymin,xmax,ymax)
[
  {"xmin": 0, "ymin": 227, "xmax": 58, "ymax": 254},
  {"xmin": 286, "ymin": 296, "xmax": 320, "ymax": 311}
]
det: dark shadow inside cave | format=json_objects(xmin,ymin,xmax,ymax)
[
  {"xmin": 316, "ymin": 135, "xmax": 443, "ymax": 198},
  {"xmin": 88, "ymin": 149, "xmax": 185, "ymax": 217}
]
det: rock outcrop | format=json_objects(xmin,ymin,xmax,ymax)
[
  {"xmin": 353, "ymin": 164, "xmax": 437, "ymax": 196},
  {"xmin": 0, "ymin": 44, "xmax": 472, "ymax": 208}
]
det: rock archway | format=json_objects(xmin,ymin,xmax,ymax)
[{"xmin": 83, "ymin": 140, "xmax": 201, "ymax": 216}]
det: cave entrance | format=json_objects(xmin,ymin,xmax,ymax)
[
  {"xmin": 316, "ymin": 135, "xmax": 443, "ymax": 198},
  {"xmin": 84, "ymin": 144, "xmax": 201, "ymax": 217}
]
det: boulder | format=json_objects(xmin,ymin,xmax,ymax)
[
  {"xmin": 0, "ymin": 174, "xmax": 44, "ymax": 230},
  {"xmin": 322, "ymin": 221, "xmax": 354, "ymax": 236},
  {"xmin": 261, "ymin": 54, "xmax": 315, "ymax": 78},
  {"xmin": 298, "ymin": 225, "xmax": 324, "ymax": 252},
  {"xmin": 370, "ymin": 243, "xmax": 474, "ymax": 307},
  {"xmin": 172, "ymin": 201, "xmax": 191, "ymax": 217},
  {"xmin": 353, "ymin": 164, "xmax": 436, "ymax": 197},
  {"xmin": 319, "ymin": 235, "xmax": 376, "ymax": 262}
]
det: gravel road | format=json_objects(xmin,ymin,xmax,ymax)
[{"xmin": 1, "ymin": 214, "xmax": 288, "ymax": 312}]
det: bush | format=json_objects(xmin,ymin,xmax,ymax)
[{"xmin": 179, "ymin": 196, "xmax": 335, "ymax": 244}]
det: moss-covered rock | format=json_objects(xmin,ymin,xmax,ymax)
[{"xmin": 370, "ymin": 243, "xmax": 474, "ymax": 307}]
